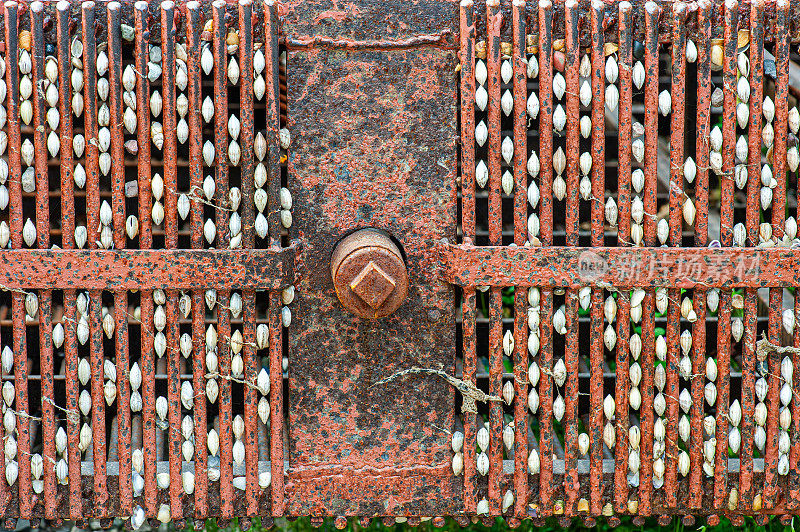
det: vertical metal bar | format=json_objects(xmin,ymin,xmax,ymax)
[
  {"xmin": 643, "ymin": 2, "xmax": 659, "ymax": 249},
  {"xmin": 747, "ymin": 0, "xmax": 764, "ymax": 247},
  {"xmin": 511, "ymin": 0, "xmax": 527, "ymax": 517},
  {"xmin": 536, "ymin": 1, "xmax": 553, "ymax": 516},
  {"xmin": 764, "ymin": 0, "xmax": 789, "ymax": 508},
  {"xmin": 82, "ymin": 3, "xmax": 99, "ymax": 250},
  {"xmin": 741, "ymin": 0, "xmax": 764, "ymax": 511},
  {"xmin": 211, "ymin": 1, "xmax": 233, "ymax": 517},
  {"xmin": 239, "ymin": 0, "xmax": 255, "ymax": 251},
  {"xmin": 669, "ymin": 4, "xmax": 686, "ymax": 249},
  {"xmin": 694, "ymin": 1, "xmax": 711, "ymax": 248},
  {"xmin": 537, "ymin": 1, "xmax": 552, "ymax": 247},
  {"xmin": 459, "ymin": 1, "xmax": 477, "ymax": 513},
  {"xmin": 57, "ymin": 1, "xmax": 74, "ymax": 251},
  {"xmin": 218, "ymin": 289, "xmax": 233, "ymax": 518},
  {"xmin": 242, "ymin": 289, "xmax": 258, "ymax": 514},
  {"xmin": 689, "ymin": 294, "xmax": 706, "ymax": 510},
  {"xmin": 538, "ymin": 289, "xmax": 553, "ymax": 515},
  {"xmin": 108, "ymin": 2, "xmax": 125, "ymax": 250},
  {"xmin": 485, "ymin": 0, "xmax": 500, "ymax": 247},
  {"xmin": 617, "ymin": 2, "xmax": 632, "ymax": 252},
  {"xmin": 31, "ymin": 2, "xmax": 47, "ymax": 249},
  {"xmin": 108, "ymin": 5, "xmax": 132, "ymax": 515},
  {"xmin": 265, "ymin": 0, "xmax": 281, "ymax": 248},
  {"xmin": 639, "ymin": 5, "xmax": 660, "ymax": 516},
  {"xmin": 588, "ymin": 0, "xmax": 605, "ymax": 515},
  {"xmin": 265, "ymin": 0, "xmax": 284, "ymax": 514},
  {"xmin": 667, "ymin": 2, "xmax": 686, "ymax": 251},
  {"xmin": 89, "ymin": 290, "xmax": 108, "ymax": 513},
  {"xmin": 564, "ymin": 0, "xmax": 579, "ymax": 247},
  {"xmin": 81, "ymin": 5, "xmax": 108, "ymax": 512},
  {"xmin": 714, "ymin": 0, "xmax": 737, "ymax": 510},
  {"xmin": 614, "ymin": 2, "xmax": 633, "ymax": 514},
  {"xmin": 689, "ymin": 6, "xmax": 710, "ymax": 511},
  {"xmin": 268, "ymin": 290, "xmax": 284, "ymax": 514},
  {"xmin": 741, "ymin": 289, "xmax": 758, "ymax": 511},
  {"xmin": 159, "ymin": 1, "xmax": 183, "ymax": 519},
  {"xmin": 715, "ymin": 292, "xmax": 732, "ymax": 509},
  {"xmin": 186, "ymin": 1, "xmax": 207, "ymax": 518},
  {"xmin": 56, "ymin": 5, "xmax": 80, "ymax": 511},
  {"xmin": 485, "ymin": 1, "xmax": 502, "ymax": 513},
  {"xmin": 238, "ymin": 0, "xmax": 258, "ymax": 515},
  {"xmin": 460, "ymin": 0, "xmax": 475, "ymax": 244},
  {"xmin": 192, "ymin": 290, "xmax": 208, "ymax": 514},
  {"xmin": 562, "ymin": 0, "xmax": 579, "ymax": 513},
  {"xmin": 134, "ymin": 1, "xmax": 157, "ymax": 518},
  {"xmin": 12, "ymin": 292, "xmax": 30, "ymax": 516},
  {"xmin": 57, "ymin": 6, "xmax": 78, "ymax": 515},
  {"xmin": 664, "ymin": 289, "xmax": 680, "ymax": 508},
  {"xmin": 135, "ymin": 0, "xmax": 152, "ymax": 252},
  {"xmin": 162, "ymin": 2, "xmax": 178, "ymax": 250},
  {"xmin": 166, "ymin": 290, "xmax": 182, "ymax": 516},
  {"xmin": 31, "ymin": 3, "xmax": 55, "ymax": 516},
  {"xmin": 4, "ymin": 1, "xmax": 21, "ymax": 250},
  {"xmin": 721, "ymin": 0, "xmax": 738, "ymax": 248},
  {"xmin": 114, "ymin": 288, "xmax": 131, "ymax": 515},
  {"xmin": 7, "ymin": 4, "xmax": 30, "ymax": 514},
  {"xmin": 39, "ymin": 288, "xmax": 56, "ymax": 517}
]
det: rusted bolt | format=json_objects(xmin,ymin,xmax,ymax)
[{"xmin": 331, "ymin": 228, "xmax": 408, "ymax": 319}]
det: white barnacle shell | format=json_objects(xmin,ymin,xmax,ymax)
[
  {"xmin": 474, "ymin": 121, "xmax": 488, "ymax": 146},
  {"xmin": 737, "ymin": 76, "xmax": 750, "ymax": 103},
  {"xmin": 683, "ymin": 198, "xmax": 696, "ymax": 226},
  {"xmin": 528, "ymin": 448, "xmax": 540, "ymax": 474},
  {"xmin": 632, "ymin": 139, "xmax": 644, "ymax": 164},
  {"xmin": 786, "ymin": 146, "xmax": 800, "ymax": 172},
  {"xmin": 579, "ymin": 176, "xmax": 591, "ymax": 200},
  {"xmin": 658, "ymin": 90, "xmax": 671, "ymax": 116},
  {"xmin": 501, "ymin": 137, "xmax": 514, "ymax": 165},
  {"xmin": 605, "ymin": 84, "xmax": 619, "ymax": 112},
  {"xmin": 104, "ymin": 380, "xmax": 117, "ymax": 406},
  {"xmin": 553, "ymin": 395, "xmax": 565, "ymax": 421},
  {"xmin": 202, "ymin": 96, "xmax": 214, "ymax": 123},
  {"xmin": 580, "ymin": 115, "xmax": 591, "ymax": 139},
  {"xmin": 23, "ymin": 218, "xmax": 37, "ymax": 247},
  {"xmin": 605, "ymin": 197, "xmax": 618, "ymax": 226},
  {"xmin": 737, "ymin": 102, "xmax": 750, "ymax": 128},
  {"xmin": 257, "ymin": 323, "xmax": 270, "ymax": 349},
  {"xmin": 686, "ymin": 40, "xmax": 697, "ymax": 62},
  {"xmin": 579, "ymin": 81, "xmax": 591, "ymax": 108},
  {"xmin": 501, "ymin": 89, "xmax": 514, "ymax": 116},
  {"xmin": 763, "ymin": 96, "xmax": 775, "ymax": 122},
  {"xmin": 526, "ymin": 91, "xmax": 539, "ymax": 119},
  {"xmin": 632, "ymin": 169, "xmax": 645, "ymax": 193},
  {"xmin": 228, "ymin": 57, "xmax": 240, "ymax": 85},
  {"xmin": 553, "ymin": 104, "xmax": 566, "ymax": 131},
  {"xmin": 550, "ymin": 359, "xmax": 567, "ymax": 390},
  {"xmin": 684, "ymin": 157, "xmax": 696, "ymax": 183},
  {"xmin": 632, "ymin": 61, "xmax": 645, "ymax": 90}
]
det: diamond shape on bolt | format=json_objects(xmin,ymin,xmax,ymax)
[{"xmin": 349, "ymin": 260, "xmax": 396, "ymax": 309}]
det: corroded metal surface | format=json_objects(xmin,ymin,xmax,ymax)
[
  {"xmin": 2, "ymin": 0, "xmax": 800, "ymax": 524},
  {"xmin": 284, "ymin": 0, "xmax": 459, "ymax": 515},
  {"xmin": 330, "ymin": 228, "xmax": 409, "ymax": 319}
]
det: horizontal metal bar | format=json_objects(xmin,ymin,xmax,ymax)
[
  {"xmin": 285, "ymin": 32, "xmax": 455, "ymax": 50},
  {"xmin": 0, "ymin": 244, "xmax": 298, "ymax": 290},
  {"xmin": 439, "ymin": 244, "xmax": 800, "ymax": 288}
]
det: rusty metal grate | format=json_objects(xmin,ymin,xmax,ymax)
[
  {"xmin": 1, "ymin": 0, "xmax": 800, "ymax": 526},
  {"xmin": 0, "ymin": 0, "xmax": 292, "ymax": 526},
  {"xmin": 454, "ymin": 0, "xmax": 800, "ymax": 526}
]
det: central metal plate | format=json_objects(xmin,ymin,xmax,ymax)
[{"xmin": 285, "ymin": 8, "xmax": 460, "ymax": 512}]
